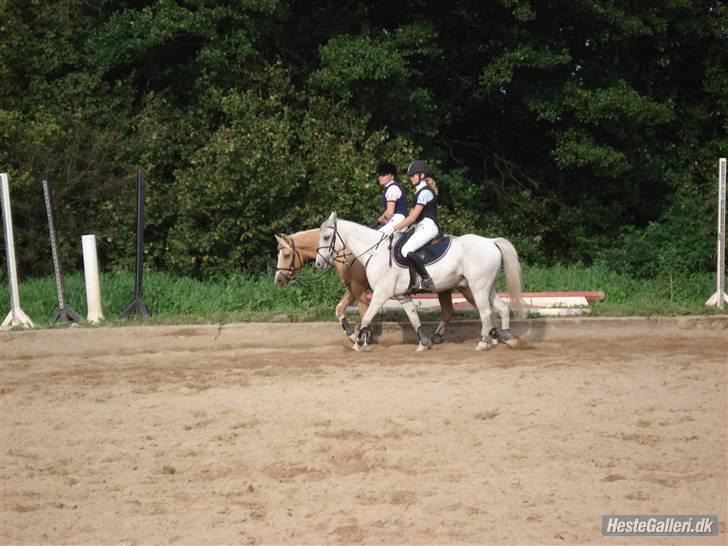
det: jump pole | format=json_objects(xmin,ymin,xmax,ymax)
[
  {"xmin": 82, "ymin": 234, "xmax": 104, "ymax": 323},
  {"xmin": 1, "ymin": 173, "xmax": 34, "ymax": 328},
  {"xmin": 119, "ymin": 169, "xmax": 151, "ymax": 320},
  {"xmin": 706, "ymin": 157, "xmax": 727, "ymax": 309},
  {"xmin": 42, "ymin": 173, "xmax": 81, "ymax": 324}
]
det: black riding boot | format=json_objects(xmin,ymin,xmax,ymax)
[{"xmin": 407, "ymin": 252, "xmax": 435, "ymax": 290}]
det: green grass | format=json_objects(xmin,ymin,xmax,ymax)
[{"xmin": 0, "ymin": 264, "xmax": 722, "ymax": 328}]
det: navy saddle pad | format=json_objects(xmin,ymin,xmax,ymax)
[{"xmin": 393, "ymin": 231, "xmax": 452, "ymax": 268}]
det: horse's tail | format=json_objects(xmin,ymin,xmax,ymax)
[{"xmin": 493, "ymin": 238, "xmax": 526, "ymax": 319}]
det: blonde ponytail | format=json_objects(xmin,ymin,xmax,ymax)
[{"xmin": 424, "ymin": 176, "xmax": 439, "ymax": 195}]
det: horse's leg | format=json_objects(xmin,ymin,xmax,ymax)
[
  {"xmin": 353, "ymin": 280, "xmax": 370, "ymax": 324},
  {"xmin": 398, "ymin": 296, "xmax": 431, "ymax": 352},
  {"xmin": 470, "ymin": 284, "xmax": 496, "ymax": 351},
  {"xmin": 353, "ymin": 290, "xmax": 390, "ymax": 352},
  {"xmin": 432, "ymin": 291, "xmax": 454, "ymax": 344},
  {"xmin": 459, "ymin": 285, "xmax": 499, "ymax": 347},
  {"xmin": 335, "ymin": 286, "xmax": 357, "ymax": 341},
  {"xmin": 349, "ymin": 262, "xmax": 371, "ymax": 341},
  {"xmin": 490, "ymin": 288, "xmax": 518, "ymax": 348}
]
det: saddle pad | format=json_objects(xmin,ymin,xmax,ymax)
[{"xmin": 393, "ymin": 232, "xmax": 452, "ymax": 268}]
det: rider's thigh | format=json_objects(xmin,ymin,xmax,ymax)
[{"xmin": 402, "ymin": 223, "xmax": 438, "ymax": 256}]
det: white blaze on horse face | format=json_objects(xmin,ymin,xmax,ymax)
[
  {"xmin": 316, "ymin": 213, "xmax": 338, "ymax": 269},
  {"xmin": 274, "ymin": 234, "xmax": 293, "ymax": 287}
]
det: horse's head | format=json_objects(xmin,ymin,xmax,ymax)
[
  {"xmin": 274, "ymin": 233, "xmax": 300, "ymax": 287},
  {"xmin": 315, "ymin": 212, "xmax": 340, "ymax": 270}
]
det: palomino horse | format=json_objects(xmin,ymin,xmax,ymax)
[
  {"xmin": 274, "ymin": 229, "xmax": 461, "ymax": 343},
  {"xmin": 315, "ymin": 213, "xmax": 526, "ymax": 351}
]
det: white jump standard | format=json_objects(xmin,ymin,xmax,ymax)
[
  {"xmin": 82, "ymin": 234, "xmax": 105, "ymax": 323},
  {"xmin": 706, "ymin": 157, "xmax": 727, "ymax": 309},
  {"xmin": 1, "ymin": 173, "xmax": 34, "ymax": 328}
]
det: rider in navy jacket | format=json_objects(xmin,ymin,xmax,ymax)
[{"xmin": 374, "ymin": 161, "xmax": 408, "ymax": 233}]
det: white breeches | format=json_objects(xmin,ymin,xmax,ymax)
[
  {"xmin": 379, "ymin": 213, "xmax": 406, "ymax": 232},
  {"xmin": 401, "ymin": 220, "xmax": 439, "ymax": 256}
]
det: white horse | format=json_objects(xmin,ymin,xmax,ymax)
[
  {"xmin": 274, "ymin": 229, "xmax": 463, "ymax": 344},
  {"xmin": 315, "ymin": 212, "xmax": 526, "ymax": 351}
]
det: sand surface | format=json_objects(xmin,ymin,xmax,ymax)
[{"xmin": 1, "ymin": 318, "xmax": 726, "ymax": 545}]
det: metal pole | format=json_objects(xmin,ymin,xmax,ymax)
[
  {"xmin": 1, "ymin": 173, "xmax": 34, "ymax": 328},
  {"xmin": 43, "ymin": 174, "xmax": 80, "ymax": 323},
  {"xmin": 135, "ymin": 169, "xmax": 144, "ymax": 299},
  {"xmin": 120, "ymin": 169, "xmax": 151, "ymax": 319}
]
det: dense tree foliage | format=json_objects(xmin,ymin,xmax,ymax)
[{"xmin": 1, "ymin": 0, "xmax": 725, "ymax": 278}]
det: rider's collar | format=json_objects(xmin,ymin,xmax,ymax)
[{"xmin": 414, "ymin": 180, "xmax": 428, "ymax": 191}]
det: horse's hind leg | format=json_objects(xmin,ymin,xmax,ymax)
[
  {"xmin": 432, "ymin": 291, "xmax": 454, "ymax": 344},
  {"xmin": 490, "ymin": 287, "xmax": 509, "ymax": 331},
  {"xmin": 470, "ymin": 285, "xmax": 496, "ymax": 351},
  {"xmin": 490, "ymin": 288, "xmax": 518, "ymax": 348},
  {"xmin": 398, "ymin": 296, "xmax": 431, "ymax": 351}
]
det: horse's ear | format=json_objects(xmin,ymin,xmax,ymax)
[
  {"xmin": 326, "ymin": 211, "xmax": 337, "ymax": 224},
  {"xmin": 275, "ymin": 234, "xmax": 290, "ymax": 248}
]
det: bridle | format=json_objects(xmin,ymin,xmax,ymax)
[
  {"xmin": 275, "ymin": 236, "xmax": 304, "ymax": 281},
  {"xmin": 316, "ymin": 220, "xmax": 346, "ymax": 269},
  {"xmin": 317, "ymin": 218, "xmax": 393, "ymax": 271}
]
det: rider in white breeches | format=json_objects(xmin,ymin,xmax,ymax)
[
  {"xmin": 390, "ymin": 159, "xmax": 439, "ymax": 290},
  {"xmin": 400, "ymin": 217, "xmax": 438, "ymax": 256}
]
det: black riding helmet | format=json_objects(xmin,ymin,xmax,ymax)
[
  {"xmin": 376, "ymin": 161, "xmax": 397, "ymax": 177},
  {"xmin": 406, "ymin": 159, "xmax": 430, "ymax": 177}
]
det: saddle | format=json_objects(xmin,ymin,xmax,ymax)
[{"xmin": 392, "ymin": 230, "xmax": 452, "ymax": 291}]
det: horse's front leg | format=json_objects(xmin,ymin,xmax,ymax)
[
  {"xmin": 353, "ymin": 290, "xmax": 390, "ymax": 352},
  {"xmin": 432, "ymin": 291, "xmax": 454, "ymax": 344},
  {"xmin": 397, "ymin": 296, "xmax": 431, "ymax": 352},
  {"xmin": 335, "ymin": 286, "xmax": 357, "ymax": 342}
]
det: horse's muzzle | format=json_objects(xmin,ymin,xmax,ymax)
[{"xmin": 274, "ymin": 271, "xmax": 290, "ymax": 287}]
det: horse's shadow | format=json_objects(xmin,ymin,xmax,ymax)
[{"xmin": 361, "ymin": 319, "xmax": 547, "ymax": 348}]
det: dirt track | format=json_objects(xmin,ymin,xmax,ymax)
[{"xmin": 1, "ymin": 318, "xmax": 726, "ymax": 545}]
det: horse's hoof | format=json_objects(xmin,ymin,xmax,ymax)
[
  {"xmin": 361, "ymin": 343, "xmax": 373, "ymax": 352},
  {"xmin": 504, "ymin": 337, "xmax": 519, "ymax": 349},
  {"xmin": 352, "ymin": 343, "xmax": 362, "ymax": 352},
  {"xmin": 475, "ymin": 341, "xmax": 491, "ymax": 351},
  {"xmin": 348, "ymin": 333, "xmax": 358, "ymax": 343},
  {"xmin": 416, "ymin": 342, "xmax": 431, "ymax": 352},
  {"xmin": 431, "ymin": 333, "xmax": 443, "ymax": 344}
]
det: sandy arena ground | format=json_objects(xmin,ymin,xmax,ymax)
[{"xmin": 1, "ymin": 317, "xmax": 726, "ymax": 545}]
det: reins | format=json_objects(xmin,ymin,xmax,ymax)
[{"xmin": 318, "ymin": 219, "xmax": 393, "ymax": 274}]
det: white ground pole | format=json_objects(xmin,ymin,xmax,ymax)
[
  {"xmin": 1, "ymin": 173, "xmax": 34, "ymax": 328},
  {"xmin": 706, "ymin": 157, "xmax": 727, "ymax": 309},
  {"xmin": 82, "ymin": 234, "xmax": 105, "ymax": 323}
]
